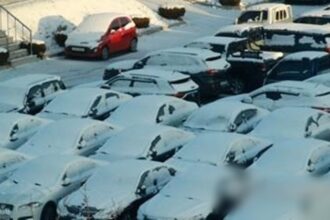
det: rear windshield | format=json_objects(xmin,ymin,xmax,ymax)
[
  {"xmin": 294, "ymin": 17, "xmax": 330, "ymax": 25},
  {"xmin": 237, "ymin": 10, "xmax": 268, "ymax": 24}
]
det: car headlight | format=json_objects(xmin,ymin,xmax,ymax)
[{"xmin": 19, "ymin": 202, "xmax": 42, "ymax": 209}]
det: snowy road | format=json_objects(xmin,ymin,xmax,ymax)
[{"xmin": 0, "ymin": 2, "xmax": 323, "ymax": 87}]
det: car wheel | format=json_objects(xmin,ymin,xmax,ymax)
[
  {"xmin": 229, "ymin": 77, "xmax": 245, "ymax": 95},
  {"xmin": 40, "ymin": 203, "xmax": 57, "ymax": 220},
  {"xmin": 129, "ymin": 39, "xmax": 138, "ymax": 52},
  {"xmin": 101, "ymin": 47, "xmax": 110, "ymax": 60}
]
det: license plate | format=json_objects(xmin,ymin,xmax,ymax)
[{"xmin": 71, "ymin": 47, "xmax": 85, "ymax": 52}]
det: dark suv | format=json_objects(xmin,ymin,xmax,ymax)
[{"xmin": 265, "ymin": 51, "xmax": 330, "ymax": 84}]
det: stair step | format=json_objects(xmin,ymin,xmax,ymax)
[
  {"xmin": 0, "ymin": 31, "xmax": 7, "ymax": 38},
  {"xmin": 0, "ymin": 36, "xmax": 14, "ymax": 47},
  {"xmin": 9, "ymin": 48, "xmax": 28, "ymax": 60},
  {"xmin": 6, "ymin": 42, "xmax": 20, "ymax": 52},
  {"xmin": 10, "ymin": 55, "xmax": 39, "ymax": 67}
]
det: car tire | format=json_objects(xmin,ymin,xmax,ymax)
[
  {"xmin": 101, "ymin": 47, "xmax": 110, "ymax": 60},
  {"xmin": 129, "ymin": 38, "xmax": 138, "ymax": 52},
  {"xmin": 40, "ymin": 203, "xmax": 57, "ymax": 220},
  {"xmin": 229, "ymin": 77, "xmax": 245, "ymax": 95}
]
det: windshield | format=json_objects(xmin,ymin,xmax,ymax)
[
  {"xmin": 0, "ymin": 86, "xmax": 25, "ymax": 107},
  {"xmin": 237, "ymin": 10, "xmax": 268, "ymax": 24},
  {"xmin": 295, "ymin": 17, "xmax": 330, "ymax": 25},
  {"xmin": 269, "ymin": 60, "xmax": 312, "ymax": 80}
]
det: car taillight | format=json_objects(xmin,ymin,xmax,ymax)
[
  {"xmin": 207, "ymin": 69, "xmax": 218, "ymax": 76},
  {"xmin": 325, "ymin": 47, "xmax": 330, "ymax": 53},
  {"xmin": 312, "ymin": 106, "xmax": 330, "ymax": 113}
]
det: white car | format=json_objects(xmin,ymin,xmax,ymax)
[
  {"xmin": 305, "ymin": 72, "xmax": 330, "ymax": 87},
  {"xmin": 250, "ymin": 107, "xmax": 330, "ymax": 141},
  {"xmin": 0, "ymin": 113, "xmax": 49, "ymax": 150},
  {"xmin": 248, "ymin": 138, "xmax": 330, "ymax": 178},
  {"xmin": 92, "ymin": 124, "xmax": 194, "ymax": 162},
  {"xmin": 18, "ymin": 118, "xmax": 117, "ymax": 157},
  {"xmin": 101, "ymin": 68, "xmax": 199, "ymax": 102},
  {"xmin": 58, "ymin": 160, "xmax": 176, "ymax": 220},
  {"xmin": 183, "ymin": 100, "xmax": 269, "ymax": 134},
  {"xmin": 0, "ymin": 74, "xmax": 65, "ymax": 114},
  {"xmin": 166, "ymin": 132, "xmax": 272, "ymax": 170},
  {"xmin": 240, "ymin": 81, "xmax": 330, "ymax": 112},
  {"xmin": 138, "ymin": 164, "xmax": 246, "ymax": 220},
  {"xmin": 0, "ymin": 155, "xmax": 100, "ymax": 220},
  {"xmin": 38, "ymin": 88, "xmax": 131, "ymax": 120},
  {"xmin": 236, "ymin": 3, "xmax": 293, "ymax": 25},
  {"xmin": 0, "ymin": 148, "xmax": 28, "ymax": 183},
  {"xmin": 106, "ymin": 95, "xmax": 198, "ymax": 128}
]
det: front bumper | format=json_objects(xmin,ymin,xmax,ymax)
[{"xmin": 65, "ymin": 46, "xmax": 102, "ymax": 58}]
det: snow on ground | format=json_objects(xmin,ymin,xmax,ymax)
[
  {"xmin": 6, "ymin": 0, "xmax": 167, "ymax": 54},
  {"xmin": 0, "ymin": 1, "xmax": 324, "ymax": 88},
  {"xmin": 186, "ymin": 0, "xmax": 272, "ymax": 7}
]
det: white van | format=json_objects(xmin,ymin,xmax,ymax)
[{"xmin": 236, "ymin": 3, "xmax": 293, "ymax": 25}]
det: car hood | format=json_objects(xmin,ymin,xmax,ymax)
[
  {"xmin": 0, "ymin": 102, "xmax": 20, "ymax": 113},
  {"xmin": 0, "ymin": 181, "xmax": 47, "ymax": 205},
  {"xmin": 140, "ymin": 194, "xmax": 212, "ymax": 219},
  {"xmin": 66, "ymin": 32, "xmax": 103, "ymax": 48},
  {"xmin": 105, "ymin": 59, "xmax": 138, "ymax": 72},
  {"xmin": 64, "ymin": 187, "xmax": 136, "ymax": 217},
  {"xmin": 37, "ymin": 112, "xmax": 79, "ymax": 121}
]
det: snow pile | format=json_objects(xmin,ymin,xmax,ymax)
[
  {"xmin": 192, "ymin": 0, "xmax": 270, "ymax": 7},
  {"xmin": 6, "ymin": 0, "xmax": 166, "ymax": 54}
]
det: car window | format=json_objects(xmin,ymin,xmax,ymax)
[
  {"xmin": 156, "ymin": 104, "xmax": 167, "ymax": 123},
  {"xmin": 269, "ymin": 60, "xmax": 312, "ymax": 81},
  {"xmin": 42, "ymin": 81, "xmax": 61, "ymax": 96},
  {"xmin": 234, "ymin": 109, "xmax": 257, "ymax": 126},
  {"xmin": 149, "ymin": 135, "xmax": 162, "ymax": 156},
  {"xmin": 145, "ymin": 54, "xmax": 169, "ymax": 66},
  {"xmin": 108, "ymin": 79, "xmax": 132, "ymax": 89},
  {"xmin": 27, "ymin": 85, "xmax": 44, "ymax": 101},
  {"xmin": 237, "ymin": 10, "xmax": 267, "ymax": 24},
  {"xmin": 317, "ymin": 56, "xmax": 330, "ymax": 73},
  {"xmin": 132, "ymin": 80, "xmax": 159, "ymax": 90},
  {"xmin": 168, "ymin": 105, "xmax": 176, "ymax": 115},
  {"xmin": 119, "ymin": 17, "xmax": 130, "ymax": 28},
  {"xmin": 110, "ymin": 18, "xmax": 121, "ymax": 31}
]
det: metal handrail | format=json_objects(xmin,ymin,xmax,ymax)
[{"xmin": 0, "ymin": 5, "xmax": 32, "ymax": 54}]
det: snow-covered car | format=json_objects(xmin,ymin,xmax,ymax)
[
  {"xmin": 265, "ymin": 51, "xmax": 330, "ymax": 84},
  {"xmin": 166, "ymin": 132, "xmax": 272, "ymax": 170},
  {"xmin": 0, "ymin": 155, "xmax": 100, "ymax": 220},
  {"xmin": 65, "ymin": 13, "xmax": 137, "ymax": 60},
  {"xmin": 240, "ymin": 80, "xmax": 330, "ymax": 112},
  {"xmin": 58, "ymin": 160, "xmax": 176, "ymax": 220},
  {"xmin": 183, "ymin": 100, "xmax": 269, "ymax": 134},
  {"xmin": 250, "ymin": 107, "xmax": 330, "ymax": 141},
  {"xmin": 236, "ymin": 3, "xmax": 293, "ymax": 25},
  {"xmin": 305, "ymin": 72, "xmax": 330, "ymax": 87},
  {"xmin": 38, "ymin": 88, "xmax": 131, "ymax": 120},
  {"xmin": 101, "ymin": 68, "xmax": 200, "ymax": 103},
  {"xmin": 262, "ymin": 23, "xmax": 330, "ymax": 53},
  {"xmin": 0, "ymin": 74, "xmax": 65, "ymax": 114},
  {"xmin": 18, "ymin": 118, "xmax": 116, "ymax": 157},
  {"xmin": 138, "ymin": 164, "xmax": 246, "ymax": 220},
  {"xmin": 104, "ymin": 47, "xmax": 231, "ymax": 98},
  {"xmin": 106, "ymin": 95, "xmax": 198, "ymax": 128},
  {"xmin": 0, "ymin": 148, "xmax": 28, "ymax": 183},
  {"xmin": 214, "ymin": 24, "xmax": 263, "ymax": 40},
  {"xmin": 0, "ymin": 113, "xmax": 49, "ymax": 150},
  {"xmin": 294, "ymin": 9, "xmax": 330, "ymax": 25},
  {"xmin": 92, "ymin": 124, "xmax": 194, "ymax": 162}
]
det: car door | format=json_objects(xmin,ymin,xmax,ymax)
[
  {"xmin": 232, "ymin": 109, "xmax": 258, "ymax": 134},
  {"xmin": 107, "ymin": 18, "xmax": 123, "ymax": 52},
  {"xmin": 25, "ymin": 85, "xmax": 45, "ymax": 114},
  {"xmin": 136, "ymin": 170, "xmax": 159, "ymax": 197},
  {"xmin": 251, "ymin": 91, "xmax": 277, "ymax": 111},
  {"xmin": 119, "ymin": 17, "xmax": 132, "ymax": 49},
  {"xmin": 130, "ymin": 79, "xmax": 159, "ymax": 96},
  {"xmin": 89, "ymin": 95, "xmax": 110, "ymax": 120},
  {"xmin": 167, "ymin": 101, "xmax": 190, "ymax": 126},
  {"xmin": 76, "ymin": 129, "xmax": 97, "ymax": 156},
  {"xmin": 42, "ymin": 80, "xmax": 65, "ymax": 104},
  {"xmin": 152, "ymin": 131, "xmax": 183, "ymax": 161}
]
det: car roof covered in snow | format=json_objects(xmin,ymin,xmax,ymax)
[
  {"xmin": 108, "ymin": 95, "xmax": 196, "ymax": 127},
  {"xmin": 300, "ymin": 8, "xmax": 330, "ymax": 18},
  {"xmin": 97, "ymin": 124, "xmax": 193, "ymax": 158},
  {"xmin": 18, "ymin": 118, "xmax": 113, "ymax": 156},
  {"xmin": 0, "ymin": 74, "xmax": 60, "ymax": 89},
  {"xmin": 283, "ymin": 51, "xmax": 328, "ymax": 61},
  {"xmin": 184, "ymin": 100, "xmax": 262, "ymax": 131},
  {"xmin": 250, "ymin": 138, "xmax": 330, "ymax": 176},
  {"xmin": 247, "ymin": 3, "xmax": 289, "ymax": 11},
  {"xmin": 305, "ymin": 73, "xmax": 330, "ymax": 87},
  {"xmin": 263, "ymin": 23, "xmax": 330, "ymax": 35},
  {"xmin": 121, "ymin": 68, "xmax": 190, "ymax": 82},
  {"xmin": 187, "ymin": 36, "xmax": 245, "ymax": 46},
  {"xmin": 0, "ymin": 148, "xmax": 28, "ymax": 165},
  {"xmin": 171, "ymin": 132, "xmax": 266, "ymax": 166},
  {"xmin": 250, "ymin": 107, "xmax": 329, "ymax": 139},
  {"xmin": 215, "ymin": 23, "xmax": 262, "ymax": 36},
  {"xmin": 252, "ymin": 80, "xmax": 330, "ymax": 97},
  {"xmin": 158, "ymin": 47, "xmax": 220, "ymax": 60}
]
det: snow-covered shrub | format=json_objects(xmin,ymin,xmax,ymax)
[
  {"xmin": 132, "ymin": 16, "xmax": 150, "ymax": 28},
  {"xmin": 158, "ymin": 4, "xmax": 185, "ymax": 20},
  {"xmin": 53, "ymin": 25, "xmax": 69, "ymax": 47},
  {"xmin": 219, "ymin": 0, "xmax": 241, "ymax": 6},
  {"xmin": 20, "ymin": 40, "xmax": 46, "ymax": 58},
  {"xmin": 0, "ymin": 47, "xmax": 8, "ymax": 65}
]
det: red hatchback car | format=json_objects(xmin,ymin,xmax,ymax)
[{"xmin": 65, "ymin": 13, "xmax": 138, "ymax": 60}]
